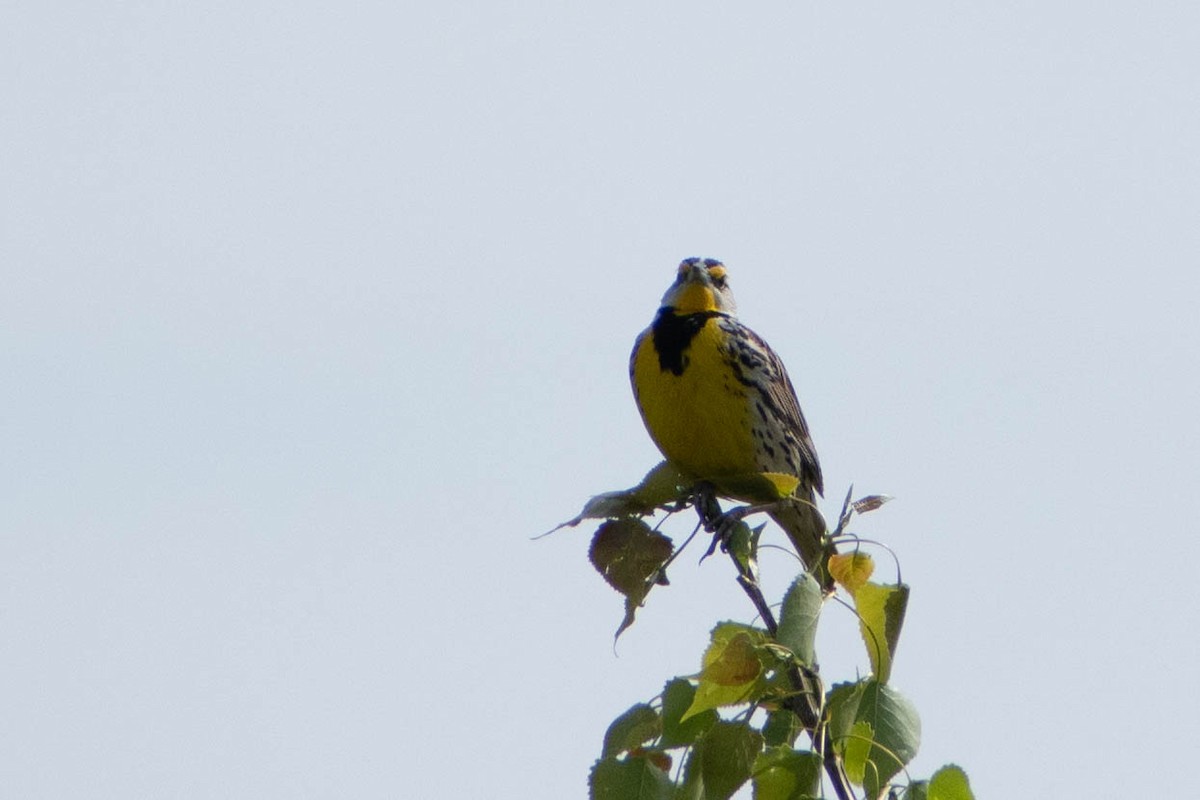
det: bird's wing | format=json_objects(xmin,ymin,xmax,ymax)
[{"xmin": 721, "ymin": 319, "xmax": 824, "ymax": 496}]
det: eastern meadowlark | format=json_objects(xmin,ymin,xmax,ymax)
[{"xmin": 630, "ymin": 258, "xmax": 833, "ymax": 585}]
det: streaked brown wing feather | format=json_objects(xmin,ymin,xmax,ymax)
[
  {"xmin": 725, "ymin": 321, "xmax": 824, "ymax": 497},
  {"xmin": 760, "ymin": 346, "xmax": 823, "ymax": 496}
]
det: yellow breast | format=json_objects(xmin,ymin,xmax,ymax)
[{"xmin": 631, "ymin": 318, "xmax": 760, "ymax": 481}]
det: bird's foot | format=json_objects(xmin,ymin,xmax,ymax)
[{"xmin": 692, "ymin": 483, "xmax": 781, "ymax": 559}]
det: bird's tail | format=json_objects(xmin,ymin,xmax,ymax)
[{"xmin": 769, "ymin": 498, "xmax": 837, "ymax": 592}]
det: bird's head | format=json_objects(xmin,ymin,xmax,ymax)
[{"xmin": 659, "ymin": 257, "xmax": 738, "ymax": 315}]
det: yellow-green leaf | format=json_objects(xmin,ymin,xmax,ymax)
[
  {"xmin": 841, "ymin": 720, "xmax": 874, "ymax": 785},
  {"xmin": 682, "ymin": 623, "xmax": 769, "ymax": 720},
  {"xmin": 829, "ymin": 551, "xmax": 874, "ymax": 596},
  {"xmin": 855, "ymin": 581, "xmax": 909, "ymax": 683},
  {"xmin": 705, "ymin": 631, "xmax": 762, "ymax": 686},
  {"xmin": 928, "ymin": 764, "xmax": 975, "ymax": 800}
]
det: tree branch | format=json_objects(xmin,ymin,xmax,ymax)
[{"xmin": 694, "ymin": 486, "xmax": 856, "ymax": 800}]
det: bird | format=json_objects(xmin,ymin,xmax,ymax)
[{"xmin": 630, "ymin": 257, "xmax": 833, "ymax": 587}]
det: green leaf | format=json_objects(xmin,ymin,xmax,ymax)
[
  {"xmin": 683, "ymin": 623, "xmax": 770, "ymax": 721},
  {"xmin": 659, "ymin": 679, "xmax": 717, "ymax": 748},
  {"xmin": 549, "ymin": 461, "xmax": 691, "ymax": 534},
  {"xmin": 677, "ymin": 748, "xmax": 704, "ymax": 800},
  {"xmin": 775, "ymin": 574, "xmax": 824, "ymax": 667},
  {"xmin": 752, "ymin": 746, "xmax": 822, "ymax": 800},
  {"xmin": 684, "ymin": 721, "xmax": 763, "ymax": 800},
  {"xmin": 762, "ymin": 709, "xmax": 803, "ymax": 748},
  {"xmin": 587, "ymin": 519, "xmax": 673, "ymax": 638},
  {"xmin": 589, "ymin": 754, "xmax": 674, "ymax": 800},
  {"xmin": 927, "ymin": 764, "xmax": 974, "ymax": 800},
  {"xmin": 825, "ymin": 681, "xmax": 860, "ymax": 743},
  {"xmin": 855, "ymin": 581, "xmax": 910, "ymax": 683},
  {"xmin": 602, "ymin": 703, "xmax": 661, "ymax": 758},
  {"xmin": 827, "ymin": 679, "xmax": 921, "ymax": 798},
  {"xmin": 630, "ymin": 460, "xmax": 692, "ymax": 508},
  {"xmin": 724, "ymin": 520, "xmax": 762, "ymax": 584},
  {"xmin": 589, "ymin": 519, "xmax": 673, "ymax": 596},
  {"xmin": 863, "ymin": 680, "xmax": 921, "ymax": 779}
]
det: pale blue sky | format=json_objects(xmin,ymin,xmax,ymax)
[{"xmin": 3, "ymin": 3, "xmax": 1198, "ymax": 797}]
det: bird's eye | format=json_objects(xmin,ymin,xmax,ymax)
[{"xmin": 709, "ymin": 268, "xmax": 728, "ymax": 289}]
